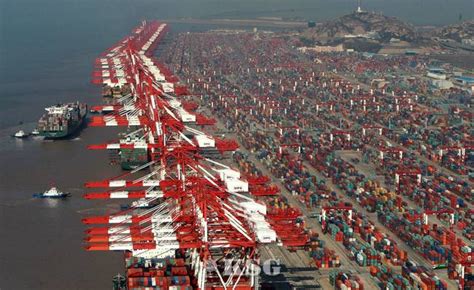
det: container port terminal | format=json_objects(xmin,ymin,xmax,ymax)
[{"xmin": 82, "ymin": 20, "xmax": 473, "ymax": 290}]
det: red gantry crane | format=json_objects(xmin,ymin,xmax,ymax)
[{"xmin": 83, "ymin": 21, "xmax": 309, "ymax": 290}]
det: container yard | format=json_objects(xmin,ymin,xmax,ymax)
[{"xmin": 80, "ymin": 18, "xmax": 473, "ymax": 290}]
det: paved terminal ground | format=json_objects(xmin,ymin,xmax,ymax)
[
  {"xmin": 203, "ymin": 110, "xmax": 382, "ymax": 290},
  {"xmin": 202, "ymin": 95, "xmax": 460, "ymax": 289},
  {"xmin": 196, "ymin": 88, "xmax": 461, "ymax": 289}
]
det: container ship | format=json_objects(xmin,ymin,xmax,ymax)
[
  {"xmin": 37, "ymin": 102, "xmax": 87, "ymax": 139},
  {"xmin": 118, "ymin": 135, "xmax": 150, "ymax": 170}
]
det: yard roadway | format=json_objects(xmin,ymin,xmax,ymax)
[
  {"xmin": 186, "ymin": 62, "xmax": 461, "ymax": 288},
  {"xmin": 229, "ymin": 71, "xmax": 472, "ymax": 246},
  {"xmin": 204, "ymin": 107, "xmax": 382, "ymax": 290},
  {"xmin": 199, "ymin": 100, "xmax": 457, "ymax": 289}
]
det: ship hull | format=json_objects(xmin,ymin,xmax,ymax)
[
  {"xmin": 120, "ymin": 162, "xmax": 145, "ymax": 171},
  {"xmin": 11, "ymin": 134, "xmax": 29, "ymax": 139},
  {"xmin": 33, "ymin": 193, "xmax": 70, "ymax": 198}
]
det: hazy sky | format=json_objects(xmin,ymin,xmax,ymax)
[{"xmin": 1, "ymin": 0, "xmax": 473, "ymax": 26}]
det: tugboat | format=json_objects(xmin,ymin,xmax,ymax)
[
  {"xmin": 33, "ymin": 187, "xmax": 70, "ymax": 198},
  {"xmin": 12, "ymin": 130, "xmax": 29, "ymax": 138},
  {"xmin": 31, "ymin": 128, "xmax": 40, "ymax": 136}
]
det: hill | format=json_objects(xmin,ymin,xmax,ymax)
[{"xmin": 304, "ymin": 11, "xmax": 417, "ymax": 43}]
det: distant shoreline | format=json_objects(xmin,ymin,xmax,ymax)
[
  {"xmin": 163, "ymin": 17, "xmax": 461, "ymax": 30},
  {"xmin": 164, "ymin": 18, "xmax": 308, "ymax": 28}
]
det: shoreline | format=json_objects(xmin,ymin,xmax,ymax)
[{"xmin": 164, "ymin": 18, "xmax": 307, "ymax": 28}]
